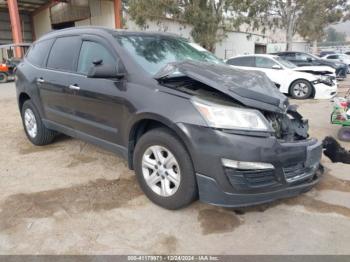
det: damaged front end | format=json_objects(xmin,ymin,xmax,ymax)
[
  {"xmin": 294, "ymin": 66, "xmax": 337, "ymax": 87},
  {"xmin": 156, "ymin": 60, "xmax": 309, "ymax": 142},
  {"xmin": 265, "ymin": 106, "xmax": 309, "ymax": 141},
  {"xmin": 155, "ymin": 60, "xmax": 322, "ymax": 207}
]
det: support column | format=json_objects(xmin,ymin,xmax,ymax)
[
  {"xmin": 7, "ymin": 0, "xmax": 23, "ymax": 58},
  {"xmin": 114, "ymin": 0, "xmax": 122, "ymax": 29}
]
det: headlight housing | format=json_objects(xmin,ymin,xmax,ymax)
[
  {"xmin": 192, "ymin": 97, "xmax": 272, "ymax": 131},
  {"xmin": 313, "ymin": 75, "xmax": 333, "ymax": 86}
]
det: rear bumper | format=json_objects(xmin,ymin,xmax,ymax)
[{"xmin": 197, "ymin": 168, "xmax": 322, "ymax": 207}]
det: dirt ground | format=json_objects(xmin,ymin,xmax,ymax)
[{"xmin": 0, "ymin": 79, "xmax": 350, "ymax": 255}]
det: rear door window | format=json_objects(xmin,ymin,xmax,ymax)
[
  {"xmin": 47, "ymin": 36, "xmax": 81, "ymax": 72},
  {"xmin": 227, "ymin": 56, "xmax": 255, "ymax": 67},
  {"xmin": 26, "ymin": 39, "xmax": 54, "ymax": 67},
  {"xmin": 77, "ymin": 41, "xmax": 116, "ymax": 75}
]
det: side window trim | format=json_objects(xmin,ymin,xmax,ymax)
[{"xmin": 43, "ymin": 37, "xmax": 56, "ymax": 68}]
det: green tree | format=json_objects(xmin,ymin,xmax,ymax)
[
  {"xmin": 235, "ymin": 0, "xmax": 349, "ymax": 50},
  {"xmin": 127, "ymin": 0, "xmax": 236, "ymax": 51},
  {"xmin": 126, "ymin": 0, "xmax": 349, "ymax": 51},
  {"xmin": 323, "ymin": 27, "xmax": 346, "ymax": 42}
]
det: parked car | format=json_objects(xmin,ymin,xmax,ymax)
[
  {"xmin": 319, "ymin": 50, "xmax": 335, "ymax": 57},
  {"xmin": 226, "ymin": 54, "xmax": 337, "ymax": 99},
  {"xmin": 322, "ymin": 53, "xmax": 350, "ymax": 73},
  {"xmin": 16, "ymin": 27, "xmax": 323, "ymax": 209},
  {"xmin": 273, "ymin": 51, "xmax": 348, "ymax": 79}
]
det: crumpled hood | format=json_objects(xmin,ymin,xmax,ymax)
[
  {"xmin": 154, "ymin": 60, "xmax": 289, "ymax": 113},
  {"xmin": 293, "ymin": 66, "xmax": 336, "ymax": 76}
]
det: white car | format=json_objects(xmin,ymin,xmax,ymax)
[
  {"xmin": 322, "ymin": 53, "xmax": 350, "ymax": 73},
  {"xmin": 226, "ymin": 54, "xmax": 337, "ymax": 99}
]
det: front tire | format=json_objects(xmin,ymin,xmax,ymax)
[
  {"xmin": 21, "ymin": 100, "xmax": 56, "ymax": 145},
  {"xmin": 133, "ymin": 128, "xmax": 197, "ymax": 209},
  {"xmin": 290, "ymin": 79, "xmax": 312, "ymax": 99}
]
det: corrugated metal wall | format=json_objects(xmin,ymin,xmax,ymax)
[{"xmin": 0, "ymin": 9, "xmax": 33, "ymax": 45}]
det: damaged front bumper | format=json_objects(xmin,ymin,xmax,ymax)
[
  {"xmin": 178, "ymin": 123, "xmax": 323, "ymax": 208},
  {"xmin": 313, "ymin": 82, "xmax": 338, "ymax": 100},
  {"xmin": 196, "ymin": 172, "xmax": 321, "ymax": 207}
]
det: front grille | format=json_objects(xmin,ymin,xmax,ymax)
[
  {"xmin": 283, "ymin": 163, "xmax": 314, "ymax": 183},
  {"xmin": 225, "ymin": 168, "xmax": 279, "ymax": 190}
]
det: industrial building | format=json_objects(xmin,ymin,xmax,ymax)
[
  {"xmin": 0, "ymin": 0, "xmax": 309, "ymax": 61},
  {"xmin": 0, "ymin": 0, "xmax": 122, "ymax": 60}
]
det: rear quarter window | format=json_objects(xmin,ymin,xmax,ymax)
[
  {"xmin": 26, "ymin": 39, "xmax": 54, "ymax": 67},
  {"xmin": 47, "ymin": 36, "xmax": 81, "ymax": 72}
]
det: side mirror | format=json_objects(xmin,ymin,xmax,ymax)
[
  {"xmin": 87, "ymin": 60, "xmax": 126, "ymax": 79},
  {"xmin": 272, "ymin": 64, "xmax": 282, "ymax": 70}
]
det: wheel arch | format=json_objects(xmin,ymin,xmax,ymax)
[
  {"xmin": 18, "ymin": 92, "xmax": 31, "ymax": 112},
  {"xmin": 127, "ymin": 114, "xmax": 193, "ymax": 170}
]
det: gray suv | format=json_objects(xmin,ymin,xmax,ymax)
[{"xmin": 15, "ymin": 27, "xmax": 323, "ymax": 209}]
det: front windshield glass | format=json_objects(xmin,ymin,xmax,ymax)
[
  {"xmin": 274, "ymin": 56, "xmax": 296, "ymax": 69},
  {"xmin": 115, "ymin": 35, "xmax": 224, "ymax": 75}
]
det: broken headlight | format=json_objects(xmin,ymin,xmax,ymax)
[
  {"xmin": 192, "ymin": 97, "xmax": 272, "ymax": 131},
  {"xmin": 313, "ymin": 75, "xmax": 333, "ymax": 86}
]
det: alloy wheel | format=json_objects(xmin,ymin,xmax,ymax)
[
  {"xmin": 24, "ymin": 108, "xmax": 38, "ymax": 138},
  {"xmin": 141, "ymin": 145, "xmax": 181, "ymax": 197},
  {"xmin": 293, "ymin": 82, "xmax": 309, "ymax": 98}
]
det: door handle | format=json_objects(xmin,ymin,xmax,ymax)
[
  {"xmin": 69, "ymin": 84, "xmax": 80, "ymax": 91},
  {"xmin": 36, "ymin": 78, "xmax": 45, "ymax": 84}
]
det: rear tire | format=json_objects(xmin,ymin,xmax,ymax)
[
  {"xmin": 290, "ymin": 79, "xmax": 312, "ymax": 99},
  {"xmin": 133, "ymin": 128, "xmax": 197, "ymax": 209},
  {"xmin": 338, "ymin": 127, "xmax": 350, "ymax": 142},
  {"xmin": 21, "ymin": 100, "xmax": 56, "ymax": 145},
  {"xmin": 0, "ymin": 72, "xmax": 8, "ymax": 83}
]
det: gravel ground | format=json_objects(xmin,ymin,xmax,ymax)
[{"xmin": 0, "ymin": 79, "xmax": 349, "ymax": 255}]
